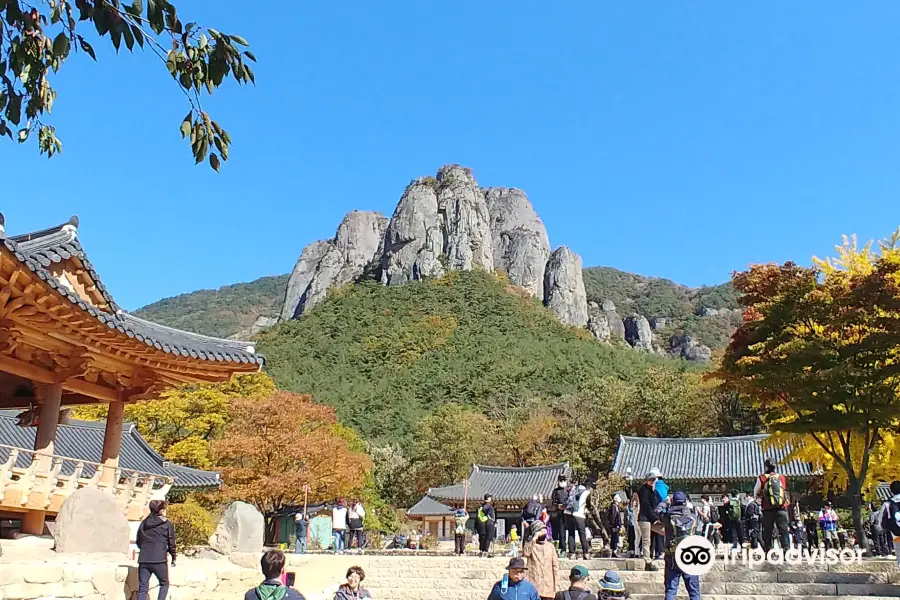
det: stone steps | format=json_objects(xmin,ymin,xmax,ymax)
[{"xmin": 630, "ymin": 596, "xmax": 900, "ymax": 600}]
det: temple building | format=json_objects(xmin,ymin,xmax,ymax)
[
  {"xmin": 408, "ymin": 463, "xmax": 570, "ymax": 538},
  {"xmin": 0, "ymin": 215, "xmax": 262, "ymax": 534},
  {"xmin": 611, "ymin": 434, "xmax": 817, "ymax": 497}
]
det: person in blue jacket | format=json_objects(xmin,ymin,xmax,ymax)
[{"xmin": 487, "ymin": 557, "xmax": 540, "ymax": 600}]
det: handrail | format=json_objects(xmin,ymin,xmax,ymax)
[{"xmin": 0, "ymin": 442, "xmax": 174, "ymax": 483}]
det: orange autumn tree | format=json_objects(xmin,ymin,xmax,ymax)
[{"xmin": 213, "ymin": 391, "xmax": 372, "ymax": 518}]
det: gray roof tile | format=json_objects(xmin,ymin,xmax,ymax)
[
  {"xmin": 2, "ymin": 220, "xmax": 263, "ymax": 366},
  {"xmin": 0, "ymin": 411, "xmax": 219, "ymax": 489},
  {"xmin": 407, "ymin": 496, "xmax": 456, "ymax": 517},
  {"xmin": 611, "ymin": 435, "xmax": 816, "ymax": 482},
  {"xmin": 428, "ymin": 463, "xmax": 570, "ymax": 503}
]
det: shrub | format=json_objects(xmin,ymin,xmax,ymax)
[
  {"xmin": 421, "ymin": 533, "xmax": 437, "ymax": 550},
  {"xmin": 167, "ymin": 499, "xmax": 215, "ymax": 551}
]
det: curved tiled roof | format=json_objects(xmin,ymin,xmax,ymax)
[
  {"xmin": 1, "ymin": 217, "xmax": 263, "ymax": 366},
  {"xmin": 611, "ymin": 435, "xmax": 816, "ymax": 482},
  {"xmin": 428, "ymin": 463, "xmax": 571, "ymax": 503},
  {"xmin": 407, "ymin": 496, "xmax": 456, "ymax": 517},
  {"xmin": 0, "ymin": 411, "xmax": 219, "ymax": 489}
]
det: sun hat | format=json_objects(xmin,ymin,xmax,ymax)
[
  {"xmin": 599, "ymin": 570, "xmax": 625, "ymax": 592},
  {"xmin": 570, "ymin": 565, "xmax": 590, "ymax": 581},
  {"xmin": 647, "ymin": 468, "xmax": 662, "ymax": 479},
  {"xmin": 506, "ymin": 557, "xmax": 528, "ymax": 571},
  {"xmin": 531, "ymin": 520, "xmax": 547, "ymax": 533}
]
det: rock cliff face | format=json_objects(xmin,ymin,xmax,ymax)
[
  {"xmin": 483, "ymin": 187, "xmax": 551, "ymax": 298},
  {"xmin": 436, "ymin": 165, "xmax": 494, "ymax": 273},
  {"xmin": 380, "ymin": 181, "xmax": 445, "ymax": 285},
  {"xmin": 543, "ymin": 246, "xmax": 588, "ymax": 327},
  {"xmin": 277, "ymin": 164, "xmax": 713, "ymax": 364},
  {"xmin": 281, "ymin": 211, "xmax": 388, "ymax": 319}
]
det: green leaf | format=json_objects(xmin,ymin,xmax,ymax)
[
  {"xmin": 207, "ymin": 28, "xmax": 220, "ymax": 38},
  {"xmin": 123, "ymin": 26, "xmax": 134, "ymax": 51},
  {"xmin": 0, "ymin": 92, "xmax": 6, "ymax": 111},
  {"xmin": 52, "ymin": 32, "xmax": 70, "ymax": 58},
  {"xmin": 180, "ymin": 120, "xmax": 192, "ymax": 139},
  {"xmin": 179, "ymin": 72, "xmax": 192, "ymax": 89},
  {"xmin": 243, "ymin": 51, "xmax": 256, "ymax": 62},
  {"xmin": 229, "ymin": 35, "xmax": 249, "ymax": 46},
  {"xmin": 199, "ymin": 33, "xmax": 208, "ymax": 49},
  {"xmin": 147, "ymin": 0, "xmax": 164, "ymax": 34},
  {"xmin": 111, "ymin": 29, "xmax": 122, "ymax": 52},
  {"xmin": 209, "ymin": 152, "xmax": 220, "ymax": 172},
  {"xmin": 94, "ymin": 8, "xmax": 110, "ymax": 36},
  {"xmin": 5, "ymin": 95, "xmax": 22, "ymax": 125},
  {"xmin": 126, "ymin": 0, "xmax": 143, "ymax": 17},
  {"xmin": 166, "ymin": 51, "xmax": 177, "ymax": 74},
  {"xmin": 79, "ymin": 37, "xmax": 97, "ymax": 60},
  {"xmin": 131, "ymin": 24, "xmax": 145, "ymax": 48},
  {"xmin": 17, "ymin": 129, "xmax": 28, "ymax": 143}
]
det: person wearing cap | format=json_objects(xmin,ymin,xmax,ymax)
[
  {"xmin": 636, "ymin": 470, "xmax": 659, "ymax": 561},
  {"xmin": 478, "ymin": 494, "xmax": 497, "ymax": 557},
  {"xmin": 487, "ymin": 558, "xmax": 540, "ymax": 600},
  {"xmin": 551, "ymin": 475, "xmax": 570, "ymax": 551},
  {"xmin": 818, "ymin": 501, "xmax": 840, "ymax": 551},
  {"xmin": 523, "ymin": 520, "xmax": 559, "ymax": 600},
  {"xmin": 597, "ymin": 570, "xmax": 628, "ymax": 600},
  {"xmin": 658, "ymin": 491, "xmax": 700, "ymax": 600},
  {"xmin": 553, "ymin": 566, "xmax": 597, "ymax": 600}
]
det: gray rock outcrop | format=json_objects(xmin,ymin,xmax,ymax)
[
  {"xmin": 209, "ymin": 501, "xmax": 264, "ymax": 555},
  {"xmin": 601, "ymin": 299, "xmax": 617, "ymax": 311},
  {"xmin": 587, "ymin": 302, "xmax": 610, "ymax": 341},
  {"xmin": 280, "ymin": 240, "xmax": 331, "ymax": 320},
  {"xmin": 669, "ymin": 334, "xmax": 713, "ymax": 363},
  {"xmin": 436, "ymin": 165, "xmax": 494, "ymax": 273},
  {"xmin": 54, "ymin": 489, "xmax": 129, "ymax": 553},
  {"xmin": 282, "ymin": 211, "xmax": 388, "ymax": 319},
  {"xmin": 543, "ymin": 247, "xmax": 588, "ymax": 327},
  {"xmin": 381, "ymin": 180, "xmax": 445, "ymax": 285},
  {"xmin": 650, "ymin": 317, "xmax": 667, "ymax": 330},
  {"xmin": 624, "ymin": 315, "xmax": 654, "ymax": 351},
  {"xmin": 601, "ymin": 300, "xmax": 626, "ymax": 340},
  {"xmin": 483, "ymin": 187, "xmax": 551, "ymax": 298}
]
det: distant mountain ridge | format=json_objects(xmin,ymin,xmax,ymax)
[{"xmin": 134, "ymin": 266, "xmax": 739, "ymax": 350}]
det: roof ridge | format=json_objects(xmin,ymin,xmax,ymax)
[
  {"xmin": 619, "ymin": 434, "xmax": 770, "ymax": 443},
  {"xmin": 474, "ymin": 462, "xmax": 569, "ymax": 472},
  {"xmin": 9, "ymin": 216, "xmax": 79, "ymax": 244},
  {"xmin": 120, "ymin": 312, "xmax": 257, "ymax": 350}
]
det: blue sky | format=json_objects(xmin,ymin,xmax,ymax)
[{"xmin": 4, "ymin": 2, "xmax": 900, "ymax": 310}]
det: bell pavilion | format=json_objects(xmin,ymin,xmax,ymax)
[{"xmin": 0, "ymin": 214, "xmax": 263, "ymax": 534}]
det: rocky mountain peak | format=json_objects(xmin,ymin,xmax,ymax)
[{"xmin": 543, "ymin": 246, "xmax": 588, "ymax": 327}]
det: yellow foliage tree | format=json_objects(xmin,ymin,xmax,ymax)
[
  {"xmin": 719, "ymin": 228, "xmax": 900, "ymax": 542},
  {"xmin": 73, "ymin": 372, "xmax": 275, "ymax": 469}
]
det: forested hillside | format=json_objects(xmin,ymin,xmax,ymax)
[
  {"xmin": 257, "ymin": 270, "xmax": 712, "ymax": 450},
  {"xmin": 134, "ymin": 274, "xmax": 289, "ymax": 339}
]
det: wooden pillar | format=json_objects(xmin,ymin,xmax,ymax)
[
  {"xmin": 34, "ymin": 382, "xmax": 63, "ymax": 468},
  {"xmin": 23, "ymin": 382, "xmax": 62, "ymax": 535},
  {"xmin": 100, "ymin": 401, "xmax": 125, "ymax": 486}
]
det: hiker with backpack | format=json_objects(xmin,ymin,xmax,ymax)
[
  {"xmin": 879, "ymin": 480, "xmax": 900, "ymax": 570},
  {"xmin": 817, "ymin": 501, "xmax": 839, "ymax": 551},
  {"xmin": 658, "ymin": 491, "xmax": 701, "ymax": 600},
  {"xmin": 565, "ymin": 478, "xmax": 591, "ymax": 560},
  {"xmin": 753, "ymin": 458, "xmax": 792, "ymax": 553},
  {"xmin": 454, "ymin": 507, "xmax": 469, "ymax": 556},
  {"xmin": 245, "ymin": 550, "xmax": 305, "ymax": 600},
  {"xmin": 478, "ymin": 494, "xmax": 497, "ymax": 557},
  {"xmin": 553, "ymin": 566, "xmax": 597, "ymax": 600},
  {"xmin": 551, "ymin": 475, "xmax": 570, "ymax": 551},
  {"xmin": 523, "ymin": 494, "xmax": 544, "ymax": 538},
  {"xmin": 606, "ymin": 494, "xmax": 624, "ymax": 558},
  {"xmin": 636, "ymin": 471, "xmax": 659, "ymax": 561},
  {"xmin": 720, "ymin": 494, "xmax": 743, "ymax": 551},
  {"xmin": 743, "ymin": 496, "xmax": 762, "ymax": 550},
  {"xmin": 867, "ymin": 502, "xmax": 886, "ymax": 557}
]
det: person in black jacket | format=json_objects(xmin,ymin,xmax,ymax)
[{"xmin": 136, "ymin": 500, "xmax": 177, "ymax": 600}]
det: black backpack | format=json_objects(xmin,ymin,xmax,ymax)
[
  {"xmin": 523, "ymin": 500, "xmax": 541, "ymax": 521},
  {"xmin": 709, "ymin": 504, "xmax": 720, "ymax": 524}
]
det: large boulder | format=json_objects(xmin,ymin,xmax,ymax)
[
  {"xmin": 587, "ymin": 302, "xmax": 610, "ymax": 341},
  {"xmin": 209, "ymin": 501, "xmax": 264, "ymax": 555},
  {"xmin": 623, "ymin": 315, "xmax": 654, "ymax": 351},
  {"xmin": 543, "ymin": 246, "xmax": 588, "ymax": 327},
  {"xmin": 53, "ymin": 489, "xmax": 129, "ymax": 554},
  {"xmin": 281, "ymin": 211, "xmax": 389, "ymax": 319},
  {"xmin": 483, "ymin": 187, "xmax": 551, "ymax": 298},
  {"xmin": 435, "ymin": 165, "xmax": 494, "ymax": 273},
  {"xmin": 381, "ymin": 180, "xmax": 446, "ymax": 285},
  {"xmin": 669, "ymin": 334, "xmax": 713, "ymax": 363}
]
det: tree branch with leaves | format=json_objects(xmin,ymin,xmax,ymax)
[{"xmin": 0, "ymin": 0, "xmax": 254, "ymax": 169}]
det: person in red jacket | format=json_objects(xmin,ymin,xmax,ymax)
[{"xmin": 753, "ymin": 458, "xmax": 792, "ymax": 553}]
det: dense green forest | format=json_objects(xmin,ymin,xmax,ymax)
[
  {"xmin": 257, "ymin": 270, "xmax": 706, "ymax": 446},
  {"xmin": 134, "ymin": 274, "xmax": 289, "ymax": 339}
]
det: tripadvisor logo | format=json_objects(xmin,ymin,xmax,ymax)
[
  {"xmin": 675, "ymin": 536, "xmax": 715, "ymax": 576},
  {"xmin": 674, "ymin": 535, "xmax": 864, "ymax": 574}
]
